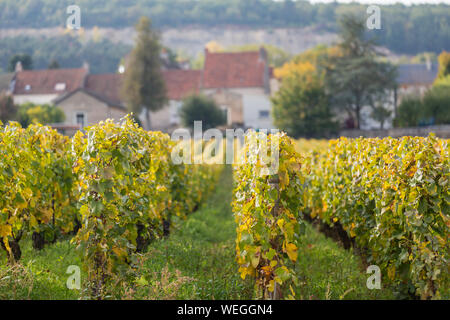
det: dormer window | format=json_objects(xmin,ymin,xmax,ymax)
[
  {"xmin": 25, "ymin": 84, "xmax": 31, "ymax": 91},
  {"xmin": 55, "ymin": 83, "xmax": 66, "ymax": 91}
]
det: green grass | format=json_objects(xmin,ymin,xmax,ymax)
[
  {"xmin": 295, "ymin": 223, "xmax": 395, "ymax": 300},
  {"xmin": 0, "ymin": 237, "xmax": 83, "ymax": 299},
  {"xmin": 0, "ymin": 166, "xmax": 415, "ymax": 300}
]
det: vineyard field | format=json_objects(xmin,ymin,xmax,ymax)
[
  {"xmin": 233, "ymin": 132, "xmax": 449, "ymax": 300},
  {"xmin": 0, "ymin": 118, "xmax": 448, "ymax": 300}
]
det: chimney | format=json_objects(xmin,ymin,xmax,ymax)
[
  {"xmin": 426, "ymin": 57, "xmax": 431, "ymax": 71},
  {"xmin": 82, "ymin": 61, "xmax": 90, "ymax": 72},
  {"xmin": 259, "ymin": 46, "xmax": 268, "ymax": 63},
  {"xmin": 81, "ymin": 61, "xmax": 90, "ymax": 89},
  {"xmin": 15, "ymin": 61, "xmax": 23, "ymax": 72},
  {"xmin": 259, "ymin": 47, "xmax": 270, "ymax": 94}
]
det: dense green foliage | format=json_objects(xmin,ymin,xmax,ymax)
[
  {"xmin": 0, "ymin": 93, "xmax": 16, "ymax": 123},
  {"xmin": 421, "ymin": 86, "xmax": 450, "ymax": 125},
  {"xmin": 1, "ymin": 166, "xmax": 396, "ymax": 300},
  {"xmin": 0, "ymin": 35, "xmax": 131, "ymax": 74},
  {"xmin": 301, "ymin": 136, "xmax": 449, "ymax": 299},
  {"xmin": 180, "ymin": 94, "xmax": 226, "ymax": 130},
  {"xmin": 1, "ymin": 115, "xmax": 222, "ymax": 299},
  {"xmin": 8, "ymin": 54, "xmax": 33, "ymax": 72},
  {"xmin": 0, "ymin": 123, "xmax": 77, "ymax": 261},
  {"xmin": 233, "ymin": 133, "xmax": 449, "ymax": 299},
  {"xmin": 233, "ymin": 132, "xmax": 305, "ymax": 299},
  {"xmin": 0, "ymin": 1, "xmax": 448, "ymax": 55}
]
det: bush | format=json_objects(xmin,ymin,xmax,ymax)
[
  {"xmin": 17, "ymin": 103, "xmax": 65, "ymax": 128},
  {"xmin": 0, "ymin": 93, "xmax": 16, "ymax": 124},
  {"xmin": 422, "ymin": 85, "xmax": 450, "ymax": 125},
  {"xmin": 395, "ymin": 96, "xmax": 423, "ymax": 127}
]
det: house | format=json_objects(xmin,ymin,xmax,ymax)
[
  {"xmin": 395, "ymin": 62, "xmax": 439, "ymax": 105},
  {"xmin": 8, "ymin": 64, "xmax": 127, "ymax": 135},
  {"xmin": 360, "ymin": 62, "xmax": 439, "ymax": 130},
  {"xmin": 53, "ymin": 73, "xmax": 127, "ymax": 136},
  {"xmin": 5, "ymin": 47, "xmax": 277, "ymax": 134},
  {"xmin": 149, "ymin": 47, "xmax": 276, "ymax": 132},
  {"xmin": 201, "ymin": 48, "xmax": 275, "ymax": 130},
  {"xmin": 12, "ymin": 66, "xmax": 88, "ymax": 105},
  {"xmin": 150, "ymin": 69, "xmax": 202, "ymax": 132}
]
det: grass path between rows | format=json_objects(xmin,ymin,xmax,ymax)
[{"xmin": 1, "ymin": 165, "xmax": 395, "ymax": 299}]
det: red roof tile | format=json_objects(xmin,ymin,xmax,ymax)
[
  {"xmin": 84, "ymin": 70, "xmax": 202, "ymax": 103},
  {"xmin": 85, "ymin": 73, "xmax": 123, "ymax": 106},
  {"xmin": 13, "ymin": 68, "xmax": 87, "ymax": 95},
  {"xmin": 162, "ymin": 69, "xmax": 202, "ymax": 100},
  {"xmin": 203, "ymin": 50, "xmax": 266, "ymax": 89}
]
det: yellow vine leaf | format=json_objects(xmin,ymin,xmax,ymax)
[
  {"xmin": 285, "ymin": 243, "xmax": 298, "ymax": 262},
  {"xmin": 0, "ymin": 225, "xmax": 12, "ymax": 237}
]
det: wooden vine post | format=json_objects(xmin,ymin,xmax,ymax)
[{"xmin": 267, "ymin": 176, "xmax": 283, "ymax": 300}]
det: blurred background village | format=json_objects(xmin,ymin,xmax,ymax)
[{"xmin": 0, "ymin": 0, "xmax": 449, "ymax": 139}]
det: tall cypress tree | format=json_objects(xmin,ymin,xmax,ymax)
[
  {"xmin": 325, "ymin": 15, "xmax": 397, "ymax": 129},
  {"xmin": 121, "ymin": 16, "xmax": 167, "ymax": 130}
]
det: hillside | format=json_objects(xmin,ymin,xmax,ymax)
[
  {"xmin": 0, "ymin": 0, "xmax": 449, "ymax": 55},
  {"xmin": 0, "ymin": 25, "xmax": 337, "ymax": 58}
]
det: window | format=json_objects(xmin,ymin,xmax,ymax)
[
  {"xmin": 222, "ymin": 108, "xmax": 228, "ymax": 119},
  {"xmin": 25, "ymin": 84, "xmax": 31, "ymax": 91},
  {"xmin": 54, "ymin": 83, "xmax": 66, "ymax": 91},
  {"xmin": 76, "ymin": 113, "xmax": 86, "ymax": 128},
  {"xmin": 259, "ymin": 110, "xmax": 269, "ymax": 118}
]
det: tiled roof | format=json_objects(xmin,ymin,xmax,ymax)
[
  {"xmin": 86, "ymin": 70, "xmax": 203, "ymax": 103},
  {"xmin": 85, "ymin": 73, "xmax": 123, "ymax": 107},
  {"xmin": 162, "ymin": 69, "xmax": 202, "ymax": 100},
  {"xmin": 13, "ymin": 68, "xmax": 88, "ymax": 95},
  {"xmin": 397, "ymin": 63, "xmax": 438, "ymax": 85},
  {"xmin": 203, "ymin": 50, "xmax": 266, "ymax": 89}
]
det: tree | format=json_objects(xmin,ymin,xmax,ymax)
[
  {"xmin": 0, "ymin": 93, "xmax": 16, "ymax": 123},
  {"xmin": 371, "ymin": 105, "xmax": 392, "ymax": 130},
  {"xmin": 180, "ymin": 94, "xmax": 226, "ymax": 130},
  {"xmin": 275, "ymin": 44, "xmax": 340, "ymax": 79},
  {"xmin": 121, "ymin": 16, "xmax": 167, "ymax": 130},
  {"xmin": 436, "ymin": 51, "xmax": 450, "ymax": 80},
  {"xmin": 48, "ymin": 59, "xmax": 60, "ymax": 69},
  {"xmin": 434, "ymin": 51, "xmax": 450, "ymax": 87},
  {"xmin": 17, "ymin": 103, "xmax": 65, "ymax": 128},
  {"xmin": 325, "ymin": 15, "xmax": 397, "ymax": 129},
  {"xmin": 205, "ymin": 41, "xmax": 224, "ymax": 53},
  {"xmin": 272, "ymin": 62, "xmax": 337, "ymax": 138},
  {"xmin": 8, "ymin": 53, "xmax": 33, "ymax": 72}
]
